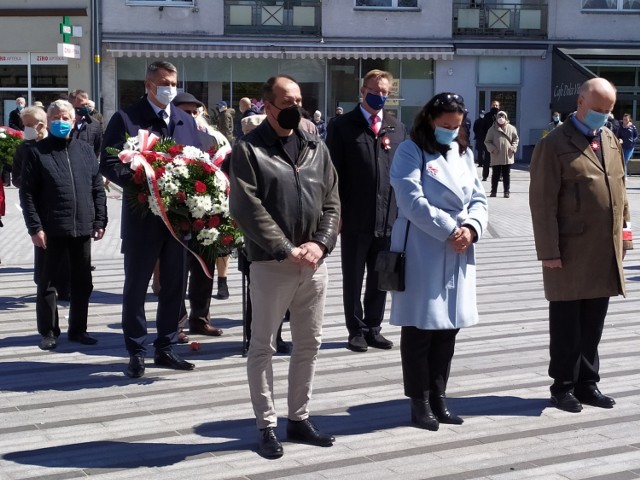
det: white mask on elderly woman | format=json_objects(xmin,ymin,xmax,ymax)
[{"xmin": 497, "ymin": 117, "xmax": 506, "ymax": 126}]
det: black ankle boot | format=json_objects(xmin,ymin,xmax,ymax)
[
  {"xmin": 410, "ymin": 399, "xmax": 439, "ymax": 431},
  {"xmin": 430, "ymin": 393, "xmax": 463, "ymax": 425}
]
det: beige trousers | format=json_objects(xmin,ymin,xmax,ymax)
[{"xmin": 247, "ymin": 259, "xmax": 328, "ymax": 429}]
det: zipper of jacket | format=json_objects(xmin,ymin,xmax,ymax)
[
  {"xmin": 65, "ymin": 146, "xmax": 78, "ymax": 236},
  {"xmin": 295, "ymin": 141, "xmax": 310, "ymax": 237}
]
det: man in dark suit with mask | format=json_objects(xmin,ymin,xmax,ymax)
[
  {"xmin": 69, "ymin": 89, "xmax": 103, "ymax": 159},
  {"xmin": 326, "ymin": 69, "xmax": 406, "ymax": 353},
  {"xmin": 100, "ymin": 61, "xmax": 202, "ymax": 378}
]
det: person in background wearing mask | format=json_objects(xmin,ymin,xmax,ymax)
[
  {"xmin": 472, "ymin": 110, "xmax": 487, "ymax": 167},
  {"xmin": 101, "ymin": 61, "xmax": 202, "ymax": 378},
  {"xmin": 617, "ymin": 113, "xmax": 638, "ymax": 174},
  {"xmin": 484, "ymin": 110, "xmax": 519, "ymax": 198},
  {"xmin": 479, "ymin": 100, "xmax": 500, "ymax": 181},
  {"xmin": 9, "ymin": 97, "xmax": 26, "ymax": 131},
  {"xmin": 230, "ymin": 75, "xmax": 340, "ymax": 459},
  {"xmin": 13, "ymin": 106, "xmax": 48, "ymax": 188},
  {"xmin": 389, "ymin": 92, "xmax": 487, "ymax": 430},
  {"xmin": 312, "ymin": 110, "xmax": 327, "ymax": 139},
  {"xmin": 69, "ymin": 89, "xmax": 103, "ymax": 159},
  {"xmin": 530, "ymin": 77, "xmax": 631, "ymax": 414},
  {"xmin": 326, "ymin": 69, "xmax": 406, "ymax": 353},
  {"xmin": 545, "ymin": 111, "xmax": 563, "ymax": 135},
  {"xmin": 215, "ymin": 100, "xmax": 234, "ymax": 144},
  {"xmin": 86, "ymin": 99, "xmax": 104, "ymax": 130},
  {"xmin": 19, "ymin": 100, "xmax": 107, "ymax": 350}
]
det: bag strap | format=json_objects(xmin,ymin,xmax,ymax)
[{"xmin": 400, "ymin": 151, "xmax": 427, "ymax": 254}]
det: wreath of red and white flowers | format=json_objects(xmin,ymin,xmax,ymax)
[{"xmin": 108, "ymin": 130, "xmax": 243, "ymax": 276}]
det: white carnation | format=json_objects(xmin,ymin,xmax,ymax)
[
  {"xmin": 197, "ymin": 227, "xmax": 219, "ymax": 246},
  {"xmin": 186, "ymin": 195, "xmax": 213, "ymax": 218}
]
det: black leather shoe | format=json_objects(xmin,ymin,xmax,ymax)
[
  {"xmin": 216, "ymin": 278, "xmax": 230, "ymax": 300},
  {"xmin": 410, "ymin": 398, "xmax": 439, "ymax": 431},
  {"xmin": 365, "ymin": 333, "xmax": 393, "ymax": 350},
  {"xmin": 430, "ymin": 393, "xmax": 463, "ymax": 425},
  {"xmin": 39, "ymin": 334, "xmax": 57, "ymax": 351},
  {"xmin": 504, "ymin": 192, "xmax": 510, "ymax": 198},
  {"xmin": 489, "ymin": 192, "xmax": 497, "ymax": 197},
  {"xmin": 575, "ymin": 389, "xmax": 615, "ymax": 409},
  {"xmin": 68, "ymin": 332, "xmax": 98, "ymax": 345},
  {"xmin": 126, "ymin": 355, "xmax": 145, "ymax": 378},
  {"xmin": 347, "ymin": 334, "xmax": 368, "ymax": 352},
  {"xmin": 287, "ymin": 419, "xmax": 334, "ymax": 447},
  {"xmin": 550, "ymin": 392, "xmax": 583, "ymax": 413},
  {"xmin": 154, "ymin": 350, "xmax": 195, "ymax": 371},
  {"xmin": 258, "ymin": 427, "xmax": 283, "ymax": 459},
  {"xmin": 189, "ymin": 322, "xmax": 223, "ymax": 336}
]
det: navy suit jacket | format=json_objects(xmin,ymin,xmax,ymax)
[{"xmin": 100, "ymin": 96, "xmax": 201, "ymax": 252}]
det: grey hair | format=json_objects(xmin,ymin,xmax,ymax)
[
  {"xmin": 47, "ymin": 99, "xmax": 75, "ymax": 120},
  {"xmin": 21, "ymin": 106, "xmax": 48, "ymax": 126},
  {"xmin": 146, "ymin": 61, "xmax": 178, "ymax": 81}
]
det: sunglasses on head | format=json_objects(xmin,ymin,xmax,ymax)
[{"xmin": 433, "ymin": 93, "xmax": 465, "ymax": 107}]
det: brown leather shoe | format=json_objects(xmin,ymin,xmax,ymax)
[
  {"xmin": 177, "ymin": 328, "xmax": 189, "ymax": 344},
  {"xmin": 189, "ymin": 322, "xmax": 223, "ymax": 336}
]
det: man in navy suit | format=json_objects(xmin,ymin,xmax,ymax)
[{"xmin": 100, "ymin": 61, "xmax": 202, "ymax": 378}]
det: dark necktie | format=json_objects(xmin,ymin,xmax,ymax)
[{"xmin": 158, "ymin": 110, "xmax": 168, "ymax": 123}]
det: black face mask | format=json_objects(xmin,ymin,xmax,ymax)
[
  {"xmin": 490, "ymin": 107, "xmax": 500, "ymax": 115},
  {"xmin": 275, "ymin": 105, "xmax": 301, "ymax": 130}
]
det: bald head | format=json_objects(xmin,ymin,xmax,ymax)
[{"xmin": 577, "ymin": 78, "xmax": 616, "ymax": 130}]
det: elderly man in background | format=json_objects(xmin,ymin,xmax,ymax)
[
  {"xmin": 9, "ymin": 97, "xmax": 26, "ymax": 130},
  {"xmin": 529, "ymin": 77, "xmax": 632, "ymax": 413},
  {"xmin": 20, "ymin": 100, "xmax": 107, "ymax": 350},
  {"xmin": 69, "ymin": 89, "xmax": 103, "ymax": 159}
]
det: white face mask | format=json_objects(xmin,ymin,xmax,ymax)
[
  {"xmin": 154, "ymin": 85, "xmax": 177, "ymax": 106},
  {"xmin": 497, "ymin": 117, "xmax": 506, "ymax": 125},
  {"xmin": 23, "ymin": 126, "xmax": 39, "ymax": 140}
]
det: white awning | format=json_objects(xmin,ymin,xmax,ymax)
[{"xmin": 104, "ymin": 40, "xmax": 454, "ymax": 61}]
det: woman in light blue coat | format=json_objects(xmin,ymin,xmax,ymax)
[{"xmin": 389, "ymin": 93, "xmax": 488, "ymax": 431}]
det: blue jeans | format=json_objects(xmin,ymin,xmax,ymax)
[{"xmin": 623, "ymin": 148, "xmax": 634, "ymax": 175}]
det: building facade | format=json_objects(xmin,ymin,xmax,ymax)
[
  {"xmin": 0, "ymin": 1, "xmax": 96, "ymax": 124},
  {"xmin": 99, "ymin": 0, "xmax": 640, "ymax": 156}
]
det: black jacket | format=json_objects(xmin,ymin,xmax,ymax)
[
  {"xmin": 19, "ymin": 135, "xmax": 107, "ymax": 237},
  {"xmin": 71, "ymin": 115, "xmax": 103, "ymax": 158},
  {"xmin": 229, "ymin": 120, "xmax": 340, "ymax": 262},
  {"xmin": 326, "ymin": 105, "xmax": 406, "ymax": 236},
  {"xmin": 9, "ymin": 108, "xmax": 23, "ymax": 131}
]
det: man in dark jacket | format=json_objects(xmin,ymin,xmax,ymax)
[
  {"xmin": 230, "ymin": 75, "xmax": 340, "ymax": 459},
  {"xmin": 326, "ymin": 69, "xmax": 406, "ymax": 353},
  {"xmin": 20, "ymin": 100, "xmax": 107, "ymax": 351},
  {"xmin": 8, "ymin": 97, "xmax": 26, "ymax": 130},
  {"xmin": 69, "ymin": 89, "xmax": 103, "ymax": 159},
  {"xmin": 100, "ymin": 61, "xmax": 202, "ymax": 378}
]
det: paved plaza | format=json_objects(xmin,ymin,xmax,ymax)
[{"xmin": 1, "ymin": 166, "xmax": 640, "ymax": 480}]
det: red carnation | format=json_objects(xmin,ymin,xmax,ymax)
[
  {"xmin": 137, "ymin": 192, "xmax": 148, "ymax": 204},
  {"xmin": 208, "ymin": 215, "xmax": 221, "ymax": 228},
  {"xmin": 202, "ymin": 163, "xmax": 215, "ymax": 174},
  {"xmin": 144, "ymin": 152, "xmax": 157, "ymax": 163},
  {"xmin": 194, "ymin": 181, "xmax": 207, "ymax": 193},
  {"xmin": 132, "ymin": 166, "xmax": 145, "ymax": 185},
  {"xmin": 221, "ymin": 235, "xmax": 234, "ymax": 246},
  {"xmin": 168, "ymin": 144, "xmax": 184, "ymax": 157},
  {"xmin": 175, "ymin": 191, "xmax": 186, "ymax": 203},
  {"xmin": 154, "ymin": 166, "xmax": 165, "ymax": 178},
  {"xmin": 193, "ymin": 219, "xmax": 206, "ymax": 231}
]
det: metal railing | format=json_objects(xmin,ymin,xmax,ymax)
[
  {"xmin": 453, "ymin": 2, "xmax": 548, "ymax": 38},
  {"xmin": 224, "ymin": 0, "xmax": 322, "ymax": 36}
]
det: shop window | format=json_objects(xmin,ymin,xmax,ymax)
[
  {"xmin": 0, "ymin": 66, "xmax": 28, "ymax": 88},
  {"xmin": 126, "ymin": 0, "xmax": 194, "ymax": 6},
  {"xmin": 355, "ymin": 0, "xmax": 418, "ymax": 8},
  {"xmin": 582, "ymin": 0, "xmax": 640, "ymax": 10},
  {"xmin": 32, "ymin": 65, "xmax": 68, "ymax": 89}
]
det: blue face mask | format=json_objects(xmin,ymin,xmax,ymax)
[
  {"xmin": 50, "ymin": 120, "xmax": 73, "ymax": 138},
  {"xmin": 583, "ymin": 109, "xmax": 608, "ymax": 131},
  {"xmin": 365, "ymin": 92, "xmax": 387, "ymax": 111},
  {"xmin": 434, "ymin": 126, "xmax": 459, "ymax": 145}
]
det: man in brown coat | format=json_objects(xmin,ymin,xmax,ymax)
[{"xmin": 529, "ymin": 77, "xmax": 632, "ymax": 413}]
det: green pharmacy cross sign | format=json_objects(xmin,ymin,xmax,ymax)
[{"xmin": 60, "ymin": 16, "xmax": 72, "ymax": 43}]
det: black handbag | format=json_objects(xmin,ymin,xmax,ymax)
[
  {"xmin": 374, "ymin": 152, "xmax": 425, "ymax": 292},
  {"xmin": 375, "ymin": 221, "xmax": 410, "ymax": 292}
]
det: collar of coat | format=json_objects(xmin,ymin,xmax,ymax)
[
  {"xmin": 253, "ymin": 118, "xmax": 318, "ymax": 150},
  {"xmin": 417, "ymin": 141, "xmax": 468, "ymax": 205},
  {"xmin": 561, "ymin": 118, "xmax": 619, "ymax": 173}
]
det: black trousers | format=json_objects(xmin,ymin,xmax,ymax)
[
  {"xmin": 400, "ymin": 326, "xmax": 459, "ymax": 400},
  {"xmin": 548, "ymin": 297, "xmax": 609, "ymax": 395},
  {"xmin": 490, "ymin": 164, "xmax": 511, "ymax": 194},
  {"xmin": 340, "ymin": 232, "xmax": 390, "ymax": 338},
  {"xmin": 179, "ymin": 253, "xmax": 215, "ymax": 326},
  {"xmin": 122, "ymin": 235, "xmax": 186, "ymax": 355},
  {"xmin": 477, "ymin": 145, "xmax": 490, "ymax": 180},
  {"xmin": 36, "ymin": 236, "xmax": 93, "ymax": 337}
]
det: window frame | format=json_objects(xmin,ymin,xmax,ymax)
[
  {"xmin": 354, "ymin": 0, "xmax": 420, "ymax": 11},
  {"xmin": 125, "ymin": 0, "xmax": 194, "ymax": 7},
  {"xmin": 581, "ymin": 0, "xmax": 640, "ymax": 11}
]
